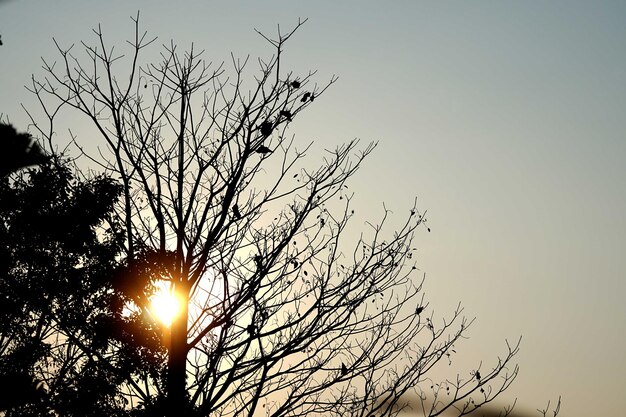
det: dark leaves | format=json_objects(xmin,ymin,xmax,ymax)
[
  {"xmin": 280, "ymin": 110, "xmax": 293, "ymax": 121},
  {"xmin": 254, "ymin": 255, "xmax": 263, "ymax": 270},
  {"xmin": 0, "ymin": 161, "xmax": 143, "ymax": 415},
  {"xmin": 260, "ymin": 121, "xmax": 273, "ymax": 137},
  {"xmin": 0, "ymin": 123, "xmax": 50, "ymax": 177},
  {"xmin": 232, "ymin": 204, "xmax": 242, "ymax": 219},
  {"xmin": 256, "ymin": 145, "xmax": 273, "ymax": 155}
]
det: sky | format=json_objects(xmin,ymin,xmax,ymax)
[{"xmin": 1, "ymin": 1, "xmax": 625, "ymax": 416}]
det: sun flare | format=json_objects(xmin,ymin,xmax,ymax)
[{"xmin": 149, "ymin": 285, "xmax": 182, "ymax": 326}]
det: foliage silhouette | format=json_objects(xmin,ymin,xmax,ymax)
[
  {"xmin": 0, "ymin": 123, "xmax": 50, "ymax": 177},
  {"xmin": 0, "ymin": 160, "xmax": 146, "ymax": 416},
  {"xmin": 18, "ymin": 14, "xmax": 530, "ymax": 417}
]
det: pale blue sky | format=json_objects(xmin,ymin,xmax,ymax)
[{"xmin": 2, "ymin": 1, "xmax": 625, "ymax": 416}]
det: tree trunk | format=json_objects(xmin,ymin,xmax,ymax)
[{"xmin": 167, "ymin": 282, "xmax": 188, "ymax": 416}]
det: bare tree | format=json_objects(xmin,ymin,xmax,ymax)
[{"xmin": 25, "ymin": 14, "xmax": 521, "ymax": 417}]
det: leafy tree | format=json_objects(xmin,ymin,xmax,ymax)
[
  {"xmin": 0, "ymin": 123, "xmax": 50, "ymax": 177},
  {"xmin": 0, "ymin": 161, "xmax": 166, "ymax": 416},
  {"xmin": 23, "ymin": 16, "xmax": 523, "ymax": 417}
]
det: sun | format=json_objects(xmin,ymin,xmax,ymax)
[{"xmin": 149, "ymin": 283, "xmax": 182, "ymax": 326}]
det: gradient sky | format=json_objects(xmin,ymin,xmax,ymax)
[{"xmin": 2, "ymin": 1, "xmax": 625, "ymax": 416}]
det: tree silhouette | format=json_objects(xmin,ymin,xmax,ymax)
[
  {"xmin": 0, "ymin": 161, "xmax": 151, "ymax": 416},
  {"xmin": 0, "ymin": 123, "xmax": 50, "ymax": 177},
  {"xmin": 22, "ymin": 15, "xmax": 524, "ymax": 417}
]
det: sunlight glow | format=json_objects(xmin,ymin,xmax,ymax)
[{"xmin": 150, "ymin": 284, "xmax": 182, "ymax": 326}]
